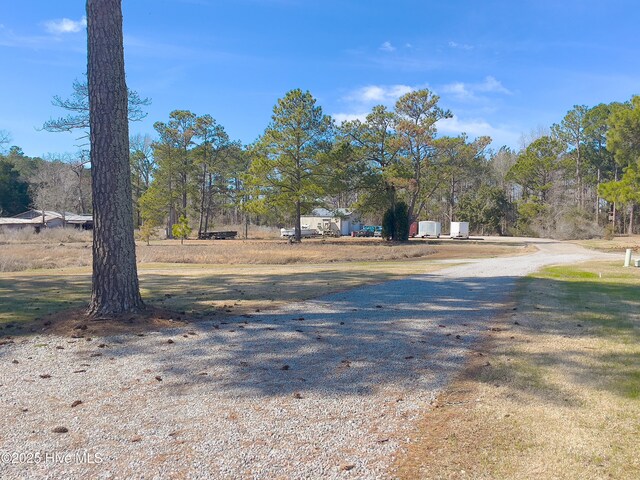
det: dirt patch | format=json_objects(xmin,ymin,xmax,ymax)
[{"xmin": 20, "ymin": 306, "xmax": 191, "ymax": 338}]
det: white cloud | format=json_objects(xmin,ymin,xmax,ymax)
[
  {"xmin": 379, "ymin": 41, "xmax": 396, "ymax": 52},
  {"xmin": 437, "ymin": 115, "xmax": 520, "ymax": 147},
  {"xmin": 441, "ymin": 81, "xmax": 472, "ymax": 99},
  {"xmin": 334, "ymin": 83, "xmax": 420, "ymax": 125},
  {"xmin": 332, "ymin": 112, "xmax": 368, "ymax": 124},
  {"xmin": 347, "ymin": 84, "xmax": 415, "ymax": 104},
  {"xmin": 448, "ymin": 41, "xmax": 474, "ymax": 51},
  {"xmin": 43, "ymin": 16, "xmax": 86, "ymax": 34},
  {"xmin": 0, "ymin": 29, "xmax": 55, "ymax": 49},
  {"xmin": 440, "ymin": 76, "xmax": 512, "ymax": 101},
  {"xmin": 476, "ymin": 76, "xmax": 511, "ymax": 94}
]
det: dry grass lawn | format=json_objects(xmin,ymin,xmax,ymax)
[
  {"xmin": 393, "ymin": 261, "xmax": 640, "ymax": 479},
  {"xmin": 0, "ymin": 230, "xmax": 531, "ymax": 272},
  {"xmin": 0, "ymin": 229, "xmax": 530, "ymax": 336},
  {"xmin": 0, "ymin": 259, "xmax": 452, "ymax": 335},
  {"xmin": 577, "ymin": 234, "xmax": 640, "ymax": 253}
]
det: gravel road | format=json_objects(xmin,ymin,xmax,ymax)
[{"xmin": 0, "ymin": 240, "xmax": 617, "ymax": 479}]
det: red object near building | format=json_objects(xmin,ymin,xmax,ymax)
[{"xmin": 409, "ymin": 222, "xmax": 418, "ymax": 237}]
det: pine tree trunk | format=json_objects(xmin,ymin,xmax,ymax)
[
  {"xmin": 198, "ymin": 163, "xmax": 207, "ymax": 236},
  {"xmin": 295, "ymin": 199, "xmax": 302, "ymax": 242},
  {"xmin": 449, "ymin": 175, "xmax": 455, "ymax": 222},
  {"xmin": 204, "ymin": 172, "xmax": 214, "ymax": 233},
  {"xmin": 87, "ymin": 0, "xmax": 143, "ymax": 317},
  {"xmin": 595, "ymin": 168, "xmax": 600, "ymax": 223}
]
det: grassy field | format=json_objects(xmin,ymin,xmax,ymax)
[
  {"xmin": 0, "ymin": 229, "xmax": 531, "ymax": 272},
  {"xmin": 0, "ymin": 230, "xmax": 531, "ymax": 336},
  {"xmin": 0, "ymin": 260, "xmax": 451, "ymax": 331},
  {"xmin": 394, "ymin": 261, "xmax": 640, "ymax": 479},
  {"xmin": 577, "ymin": 234, "xmax": 640, "ymax": 253}
]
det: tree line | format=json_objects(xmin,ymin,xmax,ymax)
[{"xmin": 1, "ymin": 89, "xmax": 639, "ymax": 239}]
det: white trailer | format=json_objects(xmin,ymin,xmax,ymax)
[
  {"xmin": 450, "ymin": 221, "xmax": 469, "ymax": 239},
  {"xmin": 280, "ymin": 227, "xmax": 319, "ymax": 238},
  {"xmin": 417, "ymin": 221, "xmax": 441, "ymax": 238}
]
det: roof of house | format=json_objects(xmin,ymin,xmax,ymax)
[
  {"xmin": 11, "ymin": 209, "xmax": 92, "ymax": 222},
  {"xmin": 65, "ymin": 214, "xmax": 93, "ymax": 223},
  {"xmin": 0, "ymin": 217, "xmax": 39, "ymax": 225},
  {"xmin": 303, "ymin": 208, "xmax": 355, "ymax": 218},
  {"xmin": 12, "ymin": 209, "xmax": 61, "ymax": 220}
]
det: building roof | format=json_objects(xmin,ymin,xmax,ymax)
[
  {"xmin": 0, "ymin": 217, "xmax": 39, "ymax": 225},
  {"xmin": 12, "ymin": 209, "xmax": 60, "ymax": 220},
  {"xmin": 65, "ymin": 214, "xmax": 93, "ymax": 223},
  {"xmin": 304, "ymin": 208, "xmax": 355, "ymax": 218},
  {"xmin": 5, "ymin": 210, "xmax": 93, "ymax": 225}
]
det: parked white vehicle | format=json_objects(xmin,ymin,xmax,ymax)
[
  {"xmin": 417, "ymin": 221, "xmax": 441, "ymax": 238},
  {"xmin": 449, "ymin": 221, "xmax": 469, "ymax": 239},
  {"xmin": 280, "ymin": 227, "xmax": 319, "ymax": 238}
]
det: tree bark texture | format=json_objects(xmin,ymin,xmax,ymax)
[
  {"xmin": 295, "ymin": 199, "xmax": 302, "ymax": 242},
  {"xmin": 87, "ymin": 0, "xmax": 143, "ymax": 316}
]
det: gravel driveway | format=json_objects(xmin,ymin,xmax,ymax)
[{"xmin": 0, "ymin": 240, "xmax": 616, "ymax": 479}]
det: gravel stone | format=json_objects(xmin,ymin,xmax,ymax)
[{"xmin": 0, "ymin": 240, "xmax": 616, "ymax": 479}]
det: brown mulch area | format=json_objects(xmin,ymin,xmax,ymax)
[{"xmin": 10, "ymin": 306, "xmax": 193, "ymax": 339}]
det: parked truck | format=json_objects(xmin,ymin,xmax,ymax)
[{"xmin": 353, "ymin": 225, "xmax": 374, "ymax": 237}]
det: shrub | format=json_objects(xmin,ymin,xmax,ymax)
[
  {"xmin": 172, "ymin": 216, "xmax": 192, "ymax": 245},
  {"xmin": 381, "ymin": 201, "xmax": 410, "ymax": 241},
  {"xmin": 604, "ymin": 224, "xmax": 615, "ymax": 240},
  {"xmin": 554, "ymin": 208, "xmax": 604, "ymax": 240},
  {"xmin": 394, "ymin": 201, "xmax": 410, "ymax": 241},
  {"xmin": 139, "ymin": 222, "xmax": 160, "ymax": 246},
  {"xmin": 381, "ymin": 207, "xmax": 395, "ymax": 240}
]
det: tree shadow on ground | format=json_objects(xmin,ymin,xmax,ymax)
[
  {"xmin": 2, "ymin": 272, "xmax": 523, "ymax": 398},
  {"xmin": 0, "ymin": 268, "xmax": 404, "ymax": 329},
  {"xmin": 3, "ymin": 267, "xmax": 636, "ymax": 401}
]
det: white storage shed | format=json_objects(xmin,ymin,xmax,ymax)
[
  {"xmin": 417, "ymin": 221, "xmax": 441, "ymax": 238},
  {"xmin": 450, "ymin": 221, "xmax": 469, "ymax": 239}
]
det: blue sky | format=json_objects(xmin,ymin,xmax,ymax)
[{"xmin": 1, "ymin": 0, "xmax": 639, "ymax": 158}]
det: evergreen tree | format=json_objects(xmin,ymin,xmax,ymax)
[
  {"xmin": 394, "ymin": 201, "xmax": 410, "ymax": 241},
  {"xmin": 245, "ymin": 89, "xmax": 333, "ymax": 242},
  {"xmin": 0, "ymin": 159, "xmax": 31, "ymax": 216}
]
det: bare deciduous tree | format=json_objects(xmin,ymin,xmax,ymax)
[
  {"xmin": 30, "ymin": 158, "xmax": 78, "ymax": 219},
  {"xmin": 0, "ymin": 130, "xmax": 11, "ymax": 153}
]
